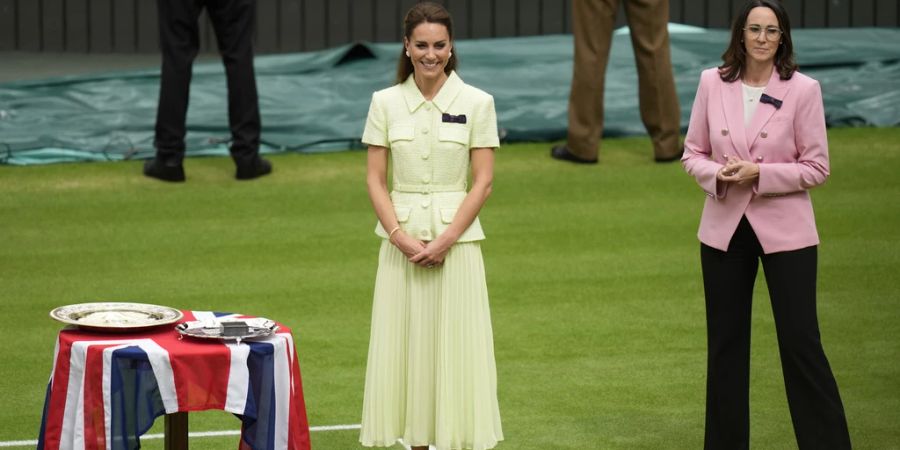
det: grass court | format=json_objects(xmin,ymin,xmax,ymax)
[{"xmin": 1, "ymin": 127, "xmax": 898, "ymax": 449}]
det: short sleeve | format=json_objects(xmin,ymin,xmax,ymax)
[
  {"xmin": 470, "ymin": 95, "xmax": 500, "ymax": 149},
  {"xmin": 361, "ymin": 92, "xmax": 388, "ymax": 147}
]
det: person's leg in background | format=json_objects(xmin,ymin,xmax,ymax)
[
  {"xmin": 206, "ymin": 0, "xmax": 271, "ymax": 180},
  {"xmin": 145, "ymin": 0, "xmax": 203, "ymax": 182},
  {"xmin": 762, "ymin": 246, "xmax": 852, "ymax": 450},
  {"xmin": 700, "ymin": 218, "xmax": 762, "ymax": 450},
  {"xmin": 551, "ymin": 0, "xmax": 618, "ymax": 164},
  {"xmin": 623, "ymin": 0, "xmax": 682, "ymax": 162}
]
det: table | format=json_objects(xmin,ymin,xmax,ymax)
[{"xmin": 36, "ymin": 311, "xmax": 311, "ymax": 450}]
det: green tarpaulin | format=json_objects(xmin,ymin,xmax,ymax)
[{"xmin": 1, "ymin": 25, "xmax": 898, "ymax": 165}]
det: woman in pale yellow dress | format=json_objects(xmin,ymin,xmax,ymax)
[{"xmin": 359, "ymin": 3, "xmax": 503, "ymax": 450}]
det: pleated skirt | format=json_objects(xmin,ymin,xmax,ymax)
[{"xmin": 360, "ymin": 240, "xmax": 503, "ymax": 450}]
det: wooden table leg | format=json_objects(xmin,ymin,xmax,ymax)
[{"xmin": 164, "ymin": 412, "xmax": 189, "ymax": 450}]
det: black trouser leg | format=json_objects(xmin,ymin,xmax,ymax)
[
  {"xmin": 701, "ymin": 218, "xmax": 761, "ymax": 450},
  {"xmin": 206, "ymin": 0, "xmax": 261, "ymax": 165},
  {"xmin": 154, "ymin": 0, "xmax": 203, "ymax": 164},
  {"xmin": 762, "ymin": 247, "xmax": 851, "ymax": 449}
]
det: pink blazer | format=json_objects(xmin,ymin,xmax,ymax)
[{"xmin": 682, "ymin": 67, "xmax": 829, "ymax": 254}]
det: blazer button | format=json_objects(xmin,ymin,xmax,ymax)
[
  {"xmin": 756, "ymin": 156, "xmax": 763, "ymax": 162},
  {"xmin": 760, "ymin": 131, "xmax": 768, "ymax": 138},
  {"xmin": 422, "ymin": 176, "xmax": 430, "ymax": 183},
  {"xmin": 721, "ymin": 129, "xmax": 729, "ymax": 136},
  {"xmin": 422, "ymin": 153, "xmax": 429, "ymax": 160},
  {"xmin": 422, "ymin": 128, "xmax": 429, "ymax": 135},
  {"xmin": 420, "ymin": 199, "xmax": 430, "ymax": 208},
  {"xmin": 420, "ymin": 230, "xmax": 431, "ymax": 239}
]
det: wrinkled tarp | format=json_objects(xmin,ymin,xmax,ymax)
[{"xmin": 1, "ymin": 25, "xmax": 898, "ymax": 165}]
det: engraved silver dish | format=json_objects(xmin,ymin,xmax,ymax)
[
  {"xmin": 175, "ymin": 317, "xmax": 278, "ymax": 344},
  {"xmin": 50, "ymin": 302, "xmax": 184, "ymax": 331}
]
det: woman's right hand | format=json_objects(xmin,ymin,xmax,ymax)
[
  {"xmin": 717, "ymin": 164, "xmax": 735, "ymax": 181},
  {"xmin": 717, "ymin": 156, "xmax": 759, "ymax": 184},
  {"xmin": 391, "ymin": 231, "xmax": 426, "ymax": 258}
]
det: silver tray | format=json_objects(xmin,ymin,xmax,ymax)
[
  {"xmin": 50, "ymin": 302, "xmax": 184, "ymax": 331},
  {"xmin": 175, "ymin": 317, "xmax": 278, "ymax": 344}
]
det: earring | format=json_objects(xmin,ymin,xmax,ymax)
[
  {"xmin": 449, "ymin": 51, "xmax": 453, "ymax": 58},
  {"xmin": 405, "ymin": 50, "xmax": 410, "ymax": 57}
]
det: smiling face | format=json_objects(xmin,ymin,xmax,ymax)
[
  {"xmin": 743, "ymin": 6, "xmax": 781, "ymax": 66},
  {"xmin": 404, "ymin": 22, "xmax": 452, "ymax": 83}
]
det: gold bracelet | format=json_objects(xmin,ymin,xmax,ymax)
[{"xmin": 388, "ymin": 226, "xmax": 401, "ymax": 242}]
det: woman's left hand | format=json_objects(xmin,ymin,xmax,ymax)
[
  {"xmin": 718, "ymin": 157, "xmax": 760, "ymax": 185},
  {"xmin": 409, "ymin": 237, "xmax": 452, "ymax": 269}
]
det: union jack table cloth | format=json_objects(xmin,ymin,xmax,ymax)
[{"xmin": 37, "ymin": 311, "xmax": 310, "ymax": 450}]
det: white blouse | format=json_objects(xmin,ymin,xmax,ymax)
[{"xmin": 742, "ymin": 82, "xmax": 767, "ymax": 127}]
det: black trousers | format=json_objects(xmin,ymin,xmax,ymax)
[
  {"xmin": 701, "ymin": 217, "xmax": 850, "ymax": 450},
  {"xmin": 154, "ymin": 0, "xmax": 261, "ymax": 165}
]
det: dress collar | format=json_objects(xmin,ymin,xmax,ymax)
[{"xmin": 400, "ymin": 71, "xmax": 464, "ymax": 113}]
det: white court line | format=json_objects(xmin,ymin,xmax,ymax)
[{"xmin": 0, "ymin": 424, "xmax": 362, "ymax": 448}]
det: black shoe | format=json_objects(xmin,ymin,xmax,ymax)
[
  {"xmin": 143, "ymin": 158, "xmax": 185, "ymax": 182},
  {"xmin": 654, "ymin": 151, "xmax": 683, "ymax": 163},
  {"xmin": 235, "ymin": 157, "xmax": 272, "ymax": 180},
  {"xmin": 550, "ymin": 144, "xmax": 597, "ymax": 164}
]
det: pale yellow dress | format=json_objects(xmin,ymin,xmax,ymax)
[{"xmin": 359, "ymin": 72, "xmax": 503, "ymax": 450}]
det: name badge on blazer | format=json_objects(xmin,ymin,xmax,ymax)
[{"xmin": 442, "ymin": 113, "xmax": 467, "ymax": 124}]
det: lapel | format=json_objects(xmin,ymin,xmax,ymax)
[
  {"xmin": 721, "ymin": 78, "xmax": 751, "ymax": 160},
  {"xmin": 400, "ymin": 74, "xmax": 426, "ymax": 113},
  {"xmin": 432, "ymin": 71, "xmax": 464, "ymax": 113},
  {"xmin": 400, "ymin": 71, "xmax": 464, "ymax": 114},
  {"xmin": 746, "ymin": 69, "xmax": 792, "ymax": 149}
]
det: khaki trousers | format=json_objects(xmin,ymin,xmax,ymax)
[{"xmin": 567, "ymin": 0, "xmax": 681, "ymax": 160}]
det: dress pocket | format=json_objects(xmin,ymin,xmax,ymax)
[
  {"xmin": 388, "ymin": 125, "xmax": 415, "ymax": 145},
  {"xmin": 439, "ymin": 208, "xmax": 456, "ymax": 224},
  {"xmin": 394, "ymin": 205, "xmax": 412, "ymax": 222},
  {"xmin": 438, "ymin": 125, "xmax": 470, "ymax": 147}
]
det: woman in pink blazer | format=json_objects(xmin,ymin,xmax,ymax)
[{"xmin": 682, "ymin": 1, "xmax": 851, "ymax": 448}]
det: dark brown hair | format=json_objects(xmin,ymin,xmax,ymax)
[
  {"xmin": 396, "ymin": 2, "xmax": 458, "ymax": 84},
  {"xmin": 719, "ymin": 0, "xmax": 797, "ymax": 82}
]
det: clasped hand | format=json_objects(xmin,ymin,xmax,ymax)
[
  {"xmin": 392, "ymin": 232, "xmax": 450, "ymax": 268},
  {"xmin": 717, "ymin": 156, "xmax": 760, "ymax": 184}
]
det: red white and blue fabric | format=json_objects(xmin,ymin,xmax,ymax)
[{"xmin": 37, "ymin": 311, "xmax": 310, "ymax": 450}]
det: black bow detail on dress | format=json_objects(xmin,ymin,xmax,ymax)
[
  {"xmin": 442, "ymin": 113, "xmax": 467, "ymax": 124},
  {"xmin": 760, "ymin": 93, "xmax": 782, "ymax": 109}
]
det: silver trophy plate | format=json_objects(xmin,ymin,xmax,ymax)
[
  {"xmin": 50, "ymin": 302, "xmax": 184, "ymax": 331},
  {"xmin": 175, "ymin": 317, "xmax": 279, "ymax": 344}
]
